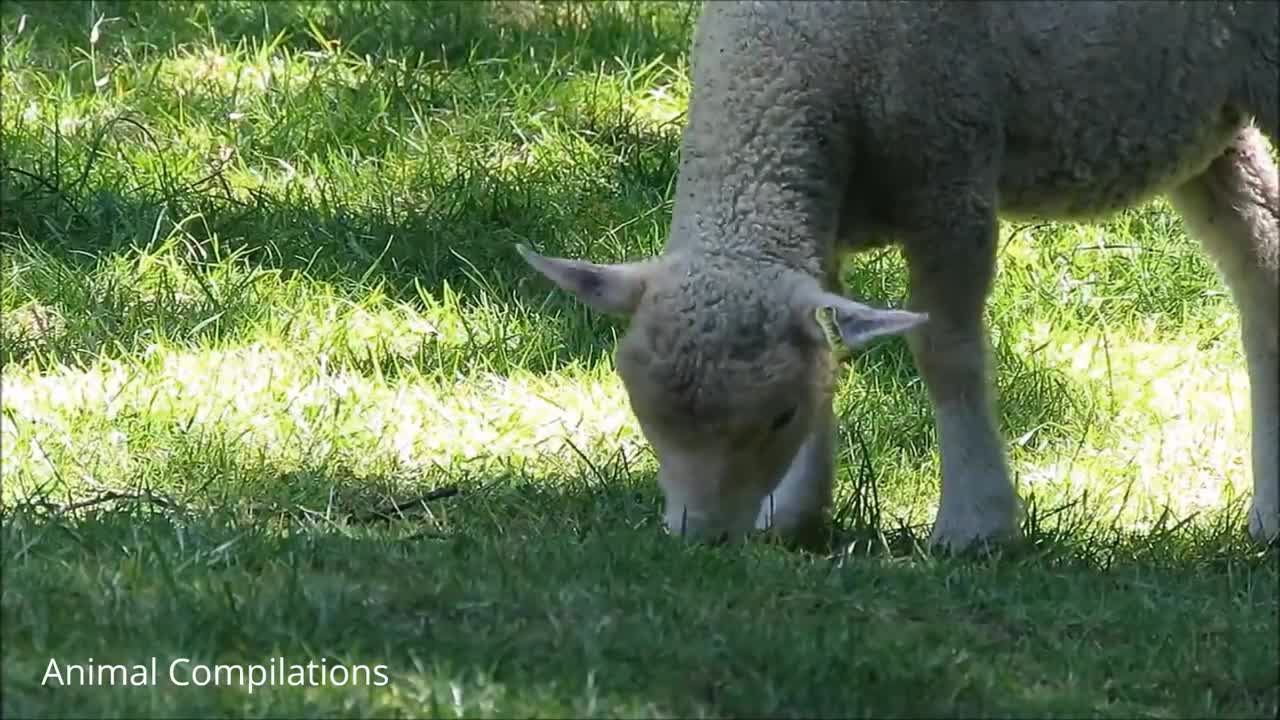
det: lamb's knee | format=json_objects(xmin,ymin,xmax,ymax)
[
  {"xmin": 907, "ymin": 326, "xmax": 992, "ymax": 402},
  {"xmin": 904, "ymin": 281, "xmax": 994, "ymax": 392}
]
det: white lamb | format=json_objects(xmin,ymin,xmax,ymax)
[{"xmin": 520, "ymin": 0, "xmax": 1279, "ymax": 551}]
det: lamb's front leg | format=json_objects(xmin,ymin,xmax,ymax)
[
  {"xmin": 903, "ymin": 205, "xmax": 1022, "ymax": 552},
  {"xmin": 756, "ymin": 402, "xmax": 836, "ymax": 548}
]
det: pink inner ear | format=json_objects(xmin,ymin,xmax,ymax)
[
  {"xmin": 519, "ymin": 245, "xmax": 597, "ymax": 292},
  {"xmin": 560, "ymin": 265, "xmax": 605, "ymax": 297},
  {"xmin": 517, "ymin": 244, "xmax": 649, "ymax": 315}
]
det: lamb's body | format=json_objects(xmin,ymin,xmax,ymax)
[
  {"xmin": 675, "ymin": 1, "xmax": 1274, "ymax": 254},
  {"xmin": 522, "ymin": 0, "xmax": 1279, "ymax": 548},
  {"xmin": 987, "ymin": 2, "xmax": 1258, "ymax": 219}
]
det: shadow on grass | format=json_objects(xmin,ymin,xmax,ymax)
[
  {"xmin": 1, "ymin": 116, "xmax": 682, "ymax": 373},
  {"xmin": 2, "ymin": 398, "xmax": 1275, "ymax": 716},
  {"xmin": 3, "ymin": 470, "xmax": 1277, "ymax": 718},
  {"xmin": 2, "ymin": 0, "xmax": 696, "ymax": 370}
]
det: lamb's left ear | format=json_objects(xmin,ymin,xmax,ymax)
[
  {"xmin": 517, "ymin": 244, "xmax": 652, "ymax": 316},
  {"xmin": 796, "ymin": 287, "xmax": 928, "ymax": 351}
]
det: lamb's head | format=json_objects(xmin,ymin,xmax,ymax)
[{"xmin": 518, "ymin": 245, "xmax": 926, "ymax": 542}]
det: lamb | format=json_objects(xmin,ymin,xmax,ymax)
[{"xmin": 519, "ymin": 0, "xmax": 1279, "ymax": 551}]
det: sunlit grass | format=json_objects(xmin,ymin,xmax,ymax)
[
  {"xmin": 2, "ymin": 343, "xmax": 647, "ymax": 501},
  {"xmin": 1, "ymin": 305, "xmax": 1251, "ymax": 528},
  {"xmin": 1, "ymin": 1, "xmax": 1275, "ymax": 718}
]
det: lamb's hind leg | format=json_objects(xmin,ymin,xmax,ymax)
[{"xmin": 1167, "ymin": 126, "xmax": 1279, "ymax": 544}]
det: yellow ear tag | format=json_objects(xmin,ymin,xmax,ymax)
[{"xmin": 814, "ymin": 305, "xmax": 854, "ymax": 363}]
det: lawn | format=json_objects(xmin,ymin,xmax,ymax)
[{"xmin": 1, "ymin": 1, "xmax": 1276, "ymax": 717}]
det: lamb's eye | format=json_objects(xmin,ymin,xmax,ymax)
[{"xmin": 769, "ymin": 407, "xmax": 797, "ymax": 432}]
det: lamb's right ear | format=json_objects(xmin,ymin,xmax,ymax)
[{"xmin": 517, "ymin": 244, "xmax": 651, "ymax": 316}]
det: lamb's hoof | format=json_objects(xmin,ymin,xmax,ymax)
[
  {"xmin": 1248, "ymin": 504, "xmax": 1280, "ymax": 547},
  {"xmin": 777, "ymin": 522, "xmax": 835, "ymax": 553},
  {"xmin": 756, "ymin": 506, "xmax": 832, "ymax": 552},
  {"xmin": 928, "ymin": 506, "xmax": 1021, "ymax": 555}
]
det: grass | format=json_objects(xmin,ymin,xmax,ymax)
[{"xmin": 1, "ymin": 1, "xmax": 1276, "ymax": 717}]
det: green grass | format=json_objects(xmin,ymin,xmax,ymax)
[{"xmin": 1, "ymin": 1, "xmax": 1276, "ymax": 717}]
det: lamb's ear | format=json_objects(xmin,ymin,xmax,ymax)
[
  {"xmin": 517, "ymin": 244, "xmax": 651, "ymax": 315},
  {"xmin": 796, "ymin": 288, "xmax": 928, "ymax": 353}
]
